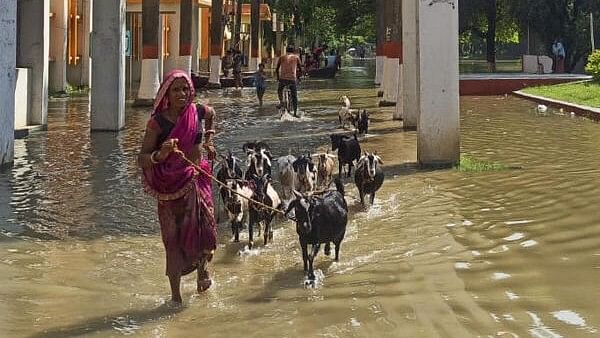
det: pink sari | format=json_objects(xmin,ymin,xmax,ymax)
[{"xmin": 143, "ymin": 70, "xmax": 216, "ymax": 277}]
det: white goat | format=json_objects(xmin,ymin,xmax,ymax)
[
  {"xmin": 276, "ymin": 155, "xmax": 297, "ymax": 200},
  {"xmin": 338, "ymin": 95, "xmax": 356, "ymax": 129},
  {"xmin": 224, "ymin": 179, "xmax": 254, "ymax": 243}
]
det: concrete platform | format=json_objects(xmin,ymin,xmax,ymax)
[
  {"xmin": 459, "ymin": 73, "xmax": 592, "ymax": 96},
  {"xmin": 513, "ymin": 90, "xmax": 600, "ymax": 121}
]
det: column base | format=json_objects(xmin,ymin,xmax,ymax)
[
  {"xmin": 419, "ymin": 160, "xmax": 457, "ymax": 170},
  {"xmin": 14, "ymin": 124, "xmax": 46, "ymax": 139},
  {"xmin": 207, "ymin": 82, "xmax": 221, "ymax": 89},
  {"xmin": 208, "ymin": 55, "xmax": 222, "ymax": 86}
]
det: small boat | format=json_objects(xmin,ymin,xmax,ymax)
[{"xmin": 307, "ymin": 66, "xmax": 337, "ymax": 79}]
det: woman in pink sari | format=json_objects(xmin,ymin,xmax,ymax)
[{"xmin": 138, "ymin": 70, "xmax": 217, "ymax": 304}]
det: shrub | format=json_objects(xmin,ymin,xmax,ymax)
[
  {"xmin": 457, "ymin": 155, "xmax": 508, "ymax": 172},
  {"xmin": 585, "ymin": 50, "xmax": 600, "ymax": 82}
]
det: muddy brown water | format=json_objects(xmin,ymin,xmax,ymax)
[{"xmin": 1, "ymin": 61, "xmax": 600, "ymax": 337}]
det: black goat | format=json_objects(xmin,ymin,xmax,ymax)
[
  {"xmin": 285, "ymin": 179, "xmax": 348, "ymax": 281},
  {"xmin": 244, "ymin": 147, "xmax": 273, "ymax": 180},
  {"xmin": 354, "ymin": 153, "xmax": 384, "ymax": 206},
  {"xmin": 330, "ymin": 134, "xmax": 361, "ymax": 177},
  {"xmin": 242, "ymin": 141, "xmax": 272, "ymax": 158},
  {"xmin": 216, "ymin": 150, "xmax": 244, "ymax": 205},
  {"xmin": 243, "ymin": 142, "xmax": 272, "ymax": 180},
  {"xmin": 356, "ymin": 109, "xmax": 369, "ymax": 135}
]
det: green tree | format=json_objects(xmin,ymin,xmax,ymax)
[
  {"xmin": 460, "ymin": 0, "xmax": 520, "ymax": 70},
  {"xmin": 507, "ymin": 0, "xmax": 600, "ymax": 71}
]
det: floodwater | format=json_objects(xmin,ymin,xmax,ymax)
[{"xmin": 2, "ymin": 60, "xmax": 600, "ymax": 338}]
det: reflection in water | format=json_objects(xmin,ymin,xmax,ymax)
[{"xmin": 2, "ymin": 61, "xmax": 600, "ymax": 337}]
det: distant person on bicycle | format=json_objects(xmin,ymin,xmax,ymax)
[{"xmin": 276, "ymin": 45, "xmax": 303, "ymax": 117}]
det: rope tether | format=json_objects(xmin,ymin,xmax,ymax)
[{"xmin": 173, "ymin": 148, "xmax": 289, "ymax": 218}]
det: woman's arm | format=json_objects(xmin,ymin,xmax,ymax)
[
  {"xmin": 138, "ymin": 121, "xmax": 178, "ymax": 169},
  {"xmin": 138, "ymin": 123, "xmax": 161, "ymax": 170},
  {"xmin": 203, "ymin": 106, "xmax": 217, "ymax": 160}
]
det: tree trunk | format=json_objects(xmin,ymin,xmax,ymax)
[{"xmin": 486, "ymin": 0, "xmax": 497, "ymax": 72}]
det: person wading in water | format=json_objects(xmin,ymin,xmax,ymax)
[{"xmin": 138, "ymin": 70, "xmax": 218, "ymax": 304}]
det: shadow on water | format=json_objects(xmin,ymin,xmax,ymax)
[{"xmin": 27, "ymin": 304, "xmax": 184, "ymax": 338}]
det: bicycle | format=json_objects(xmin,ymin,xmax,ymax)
[{"xmin": 279, "ymin": 85, "xmax": 294, "ymax": 118}]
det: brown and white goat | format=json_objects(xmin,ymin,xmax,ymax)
[{"xmin": 313, "ymin": 153, "xmax": 336, "ymax": 189}]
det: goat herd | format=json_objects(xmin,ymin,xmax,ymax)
[{"xmin": 214, "ymin": 96, "xmax": 384, "ymax": 283}]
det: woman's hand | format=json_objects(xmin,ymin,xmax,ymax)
[{"xmin": 157, "ymin": 138, "xmax": 179, "ymax": 161}]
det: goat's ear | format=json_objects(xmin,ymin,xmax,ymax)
[
  {"xmin": 375, "ymin": 155, "xmax": 384, "ymax": 164},
  {"xmin": 292, "ymin": 190, "xmax": 303, "ymax": 199},
  {"xmin": 284, "ymin": 201, "xmax": 296, "ymax": 216}
]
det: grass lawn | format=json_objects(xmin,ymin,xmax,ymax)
[{"xmin": 522, "ymin": 81, "xmax": 600, "ymax": 108}]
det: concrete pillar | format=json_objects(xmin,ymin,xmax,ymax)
[
  {"xmin": 17, "ymin": 0, "xmax": 50, "ymax": 126},
  {"xmin": 402, "ymin": 0, "xmax": 418, "ymax": 129},
  {"xmin": 163, "ymin": 10, "xmax": 180, "ymax": 76},
  {"xmin": 209, "ymin": 0, "xmax": 223, "ymax": 87},
  {"xmin": 158, "ymin": 14, "xmax": 165, "ymax": 78},
  {"xmin": 135, "ymin": 0, "xmax": 160, "ymax": 106},
  {"xmin": 90, "ymin": 0, "xmax": 126, "ymax": 131},
  {"xmin": 49, "ymin": 0, "xmax": 68, "ymax": 93},
  {"xmin": 0, "ymin": 2, "xmax": 17, "ymax": 166},
  {"xmin": 380, "ymin": 0, "xmax": 401, "ymax": 107},
  {"xmin": 417, "ymin": 0, "xmax": 460, "ymax": 166},
  {"xmin": 249, "ymin": 0, "xmax": 260, "ymax": 71},
  {"xmin": 14, "ymin": 68, "xmax": 30, "ymax": 130},
  {"xmin": 392, "ymin": 0, "xmax": 403, "ymax": 120},
  {"xmin": 191, "ymin": 2, "xmax": 199, "ymax": 73},
  {"xmin": 375, "ymin": 0, "xmax": 384, "ymax": 85},
  {"xmin": 81, "ymin": 0, "xmax": 93, "ymax": 87},
  {"xmin": 179, "ymin": 0, "xmax": 193, "ymax": 74}
]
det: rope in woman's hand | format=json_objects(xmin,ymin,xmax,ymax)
[{"xmin": 172, "ymin": 147, "xmax": 289, "ymax": 218}]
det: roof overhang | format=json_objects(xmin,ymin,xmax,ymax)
[{"xmin": 224, "ymin": 3, "xmax": 272, "ymax": 21}]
